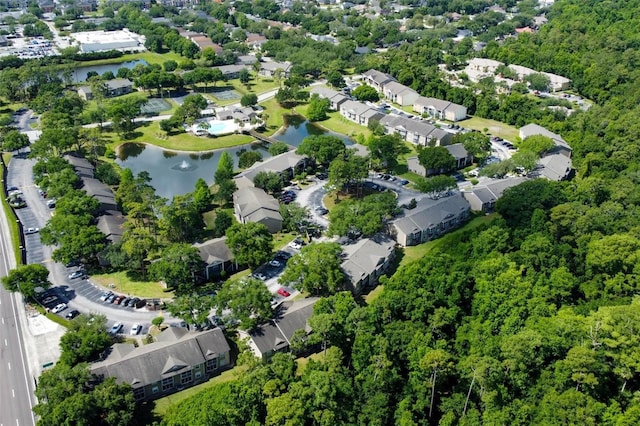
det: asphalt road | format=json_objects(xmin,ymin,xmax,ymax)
[
  {"xmin": 0, "ymin": 181, "xmax": 36, "ymax": 426},
  {"xmin": 6, "ymin": 153, "xmax": 170, "ymax": 335}
]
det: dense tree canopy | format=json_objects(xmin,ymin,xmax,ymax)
[
  {"xmin": 225, "ymin": 222, "xmax": 274, "ymax": 269},
  {"xmin": 280, "ymin": 242, "xmax": 344, "ymax": 295}
]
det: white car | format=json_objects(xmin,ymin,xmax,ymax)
[
  {"xmin": 269, "ymin": 260, "xmax": 281, "ymax": 267},
  {"xmin": 51, "ymin": 303, "xmax": 67, "ymax": 314},
  {"xmin": 130, "ymin": 323, "xmax": 142, "ymax": 335},
  {"xmin": 24, "ymin": 227, "xmax": 39, "ymax": 234}
]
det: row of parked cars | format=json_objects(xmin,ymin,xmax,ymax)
[{"xmin": 100, "ymin": 291, "xmax": 146, "ymax": 308}]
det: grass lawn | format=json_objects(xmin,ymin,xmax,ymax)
[
  {"xmin": 273, "ymin": 231, "xmax": 297, "ymax": 250},
  {"xmin": 364, "ymin": 285, "xmax": 385, "ymax": 304},
  {"xmin": 153, "ymin": 365, "xmax": 247, "ymax": 416},
  {"xmin": 229, "ymin": 76, "xmax": 279, "ymax": 96},
  {"xmin": 110, "ymin": 121, "xmax": 254, "ymax": 152},
  {"xmin": 296, "ymin": 352, "xmax": 326, "ymax": 375},
  {"xmin": 1, "ymin": 153, "xmax": 22, "ymax": 264},
  {"xmin": 259, "ymin": 97, "xmax": 290, "ymax": 135},
  {"xmin": 91, "ymin": 271, "xmax": 173, "ymax": 299},
  {"xmin": 458, "ymin": 116, "xmax": 520, "ymax": 142},
  {"xmin": 294, "ymin": 104, "xmax": 373, "ymax": 141},
  {"xmin": 400, "ymin": 214, "xmax": 498, "ymax": 268}
]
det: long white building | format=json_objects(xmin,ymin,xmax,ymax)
[{"xmin": 71, "ymin": 29, "xmax": 145, "ymax": 53}]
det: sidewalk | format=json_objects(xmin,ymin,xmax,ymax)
[{"xmin": 14, "ymin": 294, "xmax": 65, "ymax": 380}]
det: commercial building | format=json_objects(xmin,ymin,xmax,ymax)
[{"xmin": 70, "ymin": 29, "xmax": 145, "ymax": 53}]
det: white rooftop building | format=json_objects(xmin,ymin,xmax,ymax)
[{"xmin": 71, "ymin": 29, "xmax": 145, "ymax": 53}]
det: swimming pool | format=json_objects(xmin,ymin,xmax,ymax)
[{"xmin": 205, "ymin": 120, "xmax": 239, "ymax": 136}]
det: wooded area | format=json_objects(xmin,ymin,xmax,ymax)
[{"xmin": 161, "ymin": 1, "xmax": 640, "ymax": 424}]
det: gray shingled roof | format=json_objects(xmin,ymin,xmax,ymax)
[
  {"xmin": 81, "ymin": 177, "xmax": 115, "ymax": 201},
  {"xmin": 234, "ymin": 151, "xmax": 304, "ymax": 184},
  {"xmin": 247, "ymin": 298, "xmax": 318, "ymax": 356},
  {"xmin": 310, "ymin": 86, "xmax": 340, "ymax": 99},
  {"xmin": 444, "ymin": 143, "xmax": 469, "ymax": 160},
  {"xmin": 393, "ymin": 194, "xmax": 470, "ymax": 235},
  {"xmin": 341, "ymin": 99, "xmax": 375, "ymax": 116},
  {"xmin": 233, "ymin": 187, "xmax": 282, "ymax": 222},
  {"xmin": 193, "ymin": 237, "xmax": 233, "ymax": 265},
  {"xmin": 91, "ymin": 328, "xmax": 230, "ymax": 389},
  {"xmin": 519, "ymin": 123, "xmax": 571, "ymax": 152},
  {"xmin": 340, "ymin": 236, "xmax": 395, "ymax": 284},
  {"xmin": 97, "ymin": 210, "xmax": 125, "ymax": 242},
  {"xmin": 362, "ymin": 69, "xmax": 395, "ymax": 85}
]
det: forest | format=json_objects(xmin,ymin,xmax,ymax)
[{"xmin": 161, "ymin": 1, "xmax": 640, "ymax": 425}]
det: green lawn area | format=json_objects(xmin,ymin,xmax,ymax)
[
  {"xmin": 400, "ymin": 214, "xmax": 498, "ymax": 268},
  {"xmin": 458, "ymin": 116, "xmax": 520, "ymax": 142},
  {"xmin": 259, "ymin": 97, "xmax": 289, "ymax": 135},
  {"xmin": 153, "ymin": 365, "xmax": 247, "ymax": 416},
  {"xmin": 364, "ymin": 285, "xmax": 385, "ymax": 304},
  {"xmin": 90, "ymin": 271, "xmax": 173, "ymax": 299},
  {"xmin": 229, "ymin": 75, "xmax": 279, "ymax": 96},
  {"xmin": 109, "ymin": 121, "xmax": 254, "ymax": 152},
  {"xmin": 294, "ymin": 103, "xmax": 373, "ymax": 141},
  {"xmin": 1, "ymin": 153, "xmax": 21, "ymax": 264},
  {"xmin": 296, "ymin": 352, "xmax": 326, "ymax": 375},
  {"xmin": 273, "ymin": 231, "xmax": 297, "ymax": 249}
]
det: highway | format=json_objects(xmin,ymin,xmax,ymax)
[{"xmin": 0, "ymin": 177, "xmax": 36, "ymax": 426}]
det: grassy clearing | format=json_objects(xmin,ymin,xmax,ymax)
[
  {"xmin": 399, "ymin": 214, "xmax": 498, "ymax": 268},
  {"xmin": 153, "ymin": 365, "xmax": 247, "ymax": 416},
  {"xmin": 91, "ymin": 271, "xmax": 173, "ymax": 299},
  {"xmin": 364, "ymin": 285, "xmax": 385, "ymax": 304},
  {"xmin": 259, "ymin": 97, "xmax": 289, "ymax": 135},
  {"xmin": 294, "ymin": 104, "xmax": 373, "ymax": 141},
  {"xmin": 1, "ymin": 153, "xmax": 22, "ymax": 264},
  {"xmin": 296, "ymin": 352, "xmax": 326, "ymax": 375},
  {"xmin": 109, "ymin": 121, "xmax": 254, "ymax": 152},
  {"xmin": 458, "ymin": 116, "xmax": 520, "ymax": 141},
  {"xmin": 229, "ymin": 76, "xmax": 279, "ymax": 96}
]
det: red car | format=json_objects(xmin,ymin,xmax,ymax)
[{"xmin": 277, "ymin": 288, "xmax": 291, "ymax": 297}]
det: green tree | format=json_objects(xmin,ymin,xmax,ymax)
[
  {"xmin": 454, "ymin": 131, "xmax": 491, "ymax": 162},
  {"xmin": 417, "ymin": 146, "xmax": 456, "ymax": 175},
  {"xmin": 214, "ymin": 151, "xmax": 237, "ymax": 204},
  {"xmin": 415, "ymin": 175, "xmax": 457, "ymax": 199},
  {"xmin": 215, "ymin": 277, "xmax": 273, "ymax": 329},
  {"xmin": 148, "ymin": 243, "xmax": 204, "ymax": 295},
  {"xmin": 253, "ymin": 171, "xmax": 283, "ymax": 194},
  {"xmin": 520, "ymin": 134, "xmax": 555, "ymax": 155},
  {"xmin": 327, "ymin": 70, "xmax": 346, "ymax": 88},
  {"xmin": 352, "ymin": 84, "xmax": 380, "ymax": 102},
  {"xmin": 1, "ymin": 129, "xmax": 30, "ymax": 152},
  {"xmin": 2, "ymin": 264, "xmax": 51, "ymax": 300},
  {"xmin": 240, "ymin": 93, "xmax": 258, "ymax": 107},
  {"xmin": 225, "ymin": 222, "xmax": 274, "ymax": 269},
  {"xmin": 368, "ymin": 134, "xmax": 408, "ymax": 171},
  {"xmin": 280, "ymin": 202, "xmax": 310, "ymax": 233},
  {"xmin": 296, "ymin": 135, "xmax": 345, "ymax": 166},
  {"xmin": 280, "ymin": 242, "xmax": 344, "ymax": 295},
  {"xmin": 212, "ymin": 210, "xmax": 234, "ymax": 237},
  {"xmin": 193, "ymin": 178, "xmax": 213, "ymax": 212},
  {"xmin": 306, "ymin": 94, "xmax": 330, "ymax": 121},
  {"xmin": 328, "ymin": 191, "xmax": 397, "ymax": 237},
  {"xmin": 165, "ymin": 295, "xmax": 215, "ymax": 328},
  {"xmin": 58, "ymin": 314, "xmax": 112, "ymax": 366},
  {"xmin": 268, "ymin": 141, "xmax": 289, "ymax": 156},
  {"xmin": 238, "ymin": 150, "xmax": 263, "ymax": 169}
]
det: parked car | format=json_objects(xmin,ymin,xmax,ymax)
[
  {"xmin": 46, "ymin": 199, "xmax": 56, "ymax": 208},
  {"xmin": 65, "ymin": 310, "xmax": 80, "ymax": 320},
  {"xmin": 68, "ymin": 270, "xmax": 85, "ymax": 280},
  {"xmin": 51, "ymin": 303, "xmax": 67, "ymax": 314},
  {"xmin": 252, "ymin": 272, "xmax": 267, "ymax": 281},
  {"xmin": 130, "ymin": 323, "xmax": 142, "ymax": 335},
  {"xmin": 106, "ymin": 293, "xmax": 117, "ymax": 303},
  {"xmin": 315, "ymin": 206, "xmax": 329, "ymax": 215},
  {"xmin": 65, "ymin": 259, "xmax": 81, "ymax": 268},
  {"xmin": 275, "ymin": 250, "xmax": 291, "ymax": 260},
  {"xmin": 110, "ymin": 322, "xmax": 123, "ymax": 335},
  {"xmin": 100, "ymin": 291, "xmax": 113, "ymax": 301},
  {"xmin": 289, "ymin": 238, "xmax": 304, "ymax": 250},
  {"xmin": 269, "ymin": 260, "xmax": 281, "ymax": 267},
  {"xmin": 120, "ymin": 297, "xmax": 130, "ymax": 306},
  {"xmin": 127, "ymin": 297, "xmax": 141, "ymax": 308},
  {"xmin": 24, "ymin": 227, "xmax": 39, "ymax": 234},
  {"xmin": 113, "ymin": 295, "xmax": 125, "ymax": 305},
  {"xmin": 277, "ymin": 288, "xmax": 291, "ymax": 297}
]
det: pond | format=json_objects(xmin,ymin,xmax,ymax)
[
  {"xmin": 62, "ymin": 59, "xmax": 147, "ymax": 83},
  {"xmin": 115, "ymin": 142, "xmax": 270, "ymax": 200},
  {"xmin": 115, "ymin": 118, "xmax": 352, "ymax": 199},
  {"xmin": 274, "ymin": 115, "xmax": 353, "ymax": 147}
]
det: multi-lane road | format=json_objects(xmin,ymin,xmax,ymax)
[{"xmin": 0, "ymin": 175, "xmax": 36, "ymax": 426}]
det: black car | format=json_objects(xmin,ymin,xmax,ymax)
[
  {"xmin": 65, "ymin": 259, "xmax": 82, "ymax": 268},
  {"xmin": 65, "ymin": 310, "xmax": 80, "ymax": 320}
]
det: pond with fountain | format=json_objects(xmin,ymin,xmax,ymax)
[{"xmin": 115, "ymin": 115, "xmax": 353, "ymax": 200}]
